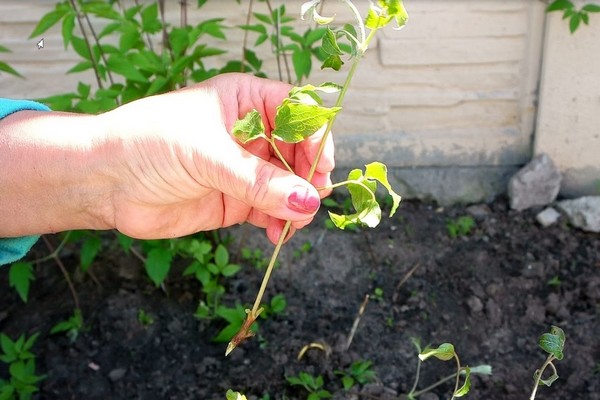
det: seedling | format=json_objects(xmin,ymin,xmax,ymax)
[
  {"xmin": 227, "ymin": 0, "xmax": 406, "ymax": 356},
  {"xmin": 335, "ymin": 360, "xmax": 377, "ymax": 391},
  {"xmin": 50, "ymin": 308, "xmax": 84, "ymax": 343},
  {"xmin": 530, "ymin": 326, "xmax": 565, "ymax": 400},
  {"xmin": 0, "ymin": 332, "xmax": 45, "ymax": 400},
  {"xmin": 371, "ymin": 287, "xmax": 384, "ymax": 302},
  {"xmin": 137, "ymin": 309, "xmax": 155, "ymax": 327},
  {"xmin": 446, "ymin": 216, "xmax": 475, "ymax": 238},
  {"xmin": 225, "ymin": 390, "xmax": 248, "ymax": 400},
  {"xmin": 286, "ymin": 372, "xmax": 332, "ymax": 400},
  {"xmin": 547, "ymin": 275, "xmax": 562, "ymax": 287},
  {"xmin": 406, "ymin": 338, "xmax": 492, "ymax": 399}
]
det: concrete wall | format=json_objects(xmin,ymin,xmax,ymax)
[
  {"xmin": 1, "ymin": 0, "xmax": 598, "ymax": 204},
  {"xmin": 535, "ymin": 0, "xmax": 600, "ymax": 197}
]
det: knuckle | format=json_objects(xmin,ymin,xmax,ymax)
[{"xmin": 246, "ymin": 164, "xmax": 276, "ymax": 207}]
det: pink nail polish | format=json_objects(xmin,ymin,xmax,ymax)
[{"xmin": 288, "ymin": 187, "xmax": 320, "ymax": 214}]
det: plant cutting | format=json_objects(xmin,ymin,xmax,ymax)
[{"xmin": 226, "ymin": 0, "xmax": 407, "ymax": 355}]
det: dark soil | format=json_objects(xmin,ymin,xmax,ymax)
[{"xmin": 1, "ymin": 197, "xmax": 599, "ymax": 400}]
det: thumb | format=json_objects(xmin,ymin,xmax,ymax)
[{"xmin": 209, "ymin": 140, "xmax": 321, "ymax": 221}]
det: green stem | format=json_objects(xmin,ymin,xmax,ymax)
[
  {"xmin": 250, "ymin": 220, "xmax": 291, "ymax": 315},
  {"xmin": 407, "ymin": 359, "xmax": 423, "ymax": 397},
  {"xmin": 450, "ymin": 354, "xmax": 462, "ymax": 400},
  {"xmin": 530, "ymin": 355, "xmax": 556, "ymax": 400},
  {"xmin": 247, "ymin": 15, "xmax": 381, "ymax": 340},
  {"xmin": 269, "ymin": 138, "xmax": 294, "ymax": 174},
  {"xmin": 411, "ymin": 371, "xmax": 458, "ymax": 398},
  {"xmin": 306, "ymin": 28, "xmax": 377, "ymax": 182}
]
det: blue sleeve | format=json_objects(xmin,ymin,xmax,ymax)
[{"xmin": 0, "ymin": 98, "xmax": 51, "ymax": 266}]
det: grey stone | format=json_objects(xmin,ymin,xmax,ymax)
[
  {"xmin": 536, "ymin": 207, "xmax": 561, "ymax": 227},
  {"xmin": 557, "ymin": 196, "xmax": 600, "ymax": 232},
  {"xmin": 466, "ymin": 296, "xmax": 484, "ymax": 313},
  {"xmin": 508, "ymin": 154, "xmax": 562, "ymax": 211},
  {"xmin": 466, "ymin": 204, "xmax": 492, "ymax": 218},
  {"xmin": 108, "ymin": 368, "xmax": 127, "ymax": 382}
]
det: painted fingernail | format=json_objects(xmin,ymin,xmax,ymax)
[{"xmin": 288, "ymin": 186, "xmax": 320, "ymax": 214}]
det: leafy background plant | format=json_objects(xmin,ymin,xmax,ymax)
[{"xmin": 546, "ymin": 0, "xmax": 600, "ymax": 33}]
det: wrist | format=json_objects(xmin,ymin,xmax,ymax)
[{"xmin": 0, "ymin": 110, "xmax": 117, "ymax": 235}]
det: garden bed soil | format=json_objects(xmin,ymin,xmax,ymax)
[{"xmin": 0, "ymin": 197, "xmax": 599, "ymax": 400}]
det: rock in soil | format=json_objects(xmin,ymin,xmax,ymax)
[{"xmin": 508, "ymin": 153, "xmax": 561, "ymax": 211}]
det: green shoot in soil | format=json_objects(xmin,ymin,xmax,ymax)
[
  {"xmin": 407, "ymin": 338, "xmax": 492, "ymax": 399},
  {"xmin": 530, "ymin": 326, "xmax": 565, "ymax": 400},
  {"xmin": 287, "ymin": 372, "xmax": 332, "ymax": 400},
  {"xmin": 226, "ymin": 0, "xmax": 406, "ymax": 357},
  {"xmin": 446, "ymin": 216, "xmax": 475, "ymax": 238},
  {"xmin": 0, "ymin": 332, "xmax": 45, "ymax": 400},
  {"xmin": 334, "ymin": 360, "xmax": 377, "ymax": 391}
]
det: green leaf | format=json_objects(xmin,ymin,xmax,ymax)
[
  {"xmin": 270, "ymin": 294, "xmax": 287, "ymax": 314},
  {"xmin": 322, "ymin": 28, "xmax": 343, "ymax": 56},
  {"xmin": 221, "ymin": 264, "xmax": 241, "ymax": 277},
  {"xmin": 116, "ymin": 233, "xmax": 134, "ymax": 254},
  {"xmin": 71, "ymin": 36, "xmax": 91, "ymax": 60},
  {"xmin": 61, "ymin": 13, "xmax": 75, "ymax": 49},
  {"xmin": 67, "ymin": 60, "xmax": 93, "ymax": 74},
  {"xmin": 214, "ymin": 244, "xmax": 229, "ymax": 267},
  {"xmin": 365, "ymin": 6, "xmax": 393, "ymax": 30},
  {"xmin": 292, "ymin": 48, "xmax": 312, "ymax": 83},
  {"xmin": 77, "ymin": 82, "xmax": 91, "ymax": 98},
  {"xmin": 364, "ymin": 162, "xmax": 401, "ymax": 216},
  {"xmin": 30, "ymin": 8, "xmax": 68, "ymax": 38},
  {"xmin": 107, "ymin": 55, "xmax": 148, "ymax": 83},
  {"xmin": 145, "ymin": 248, "xmax": 173, "ymax": 287},
  {"xmin": 9, "ymin": 262, "xmax": 34, "ymax": 303},
  {"xmin": 0, "ymin": 61, "xmax": 23, "ymax": 78},
  {"xmin": 80, "ymin": 236, "xmax": 101, "ymax": 272},
  {"xmin": 454, "ymin": 367, "xmax": 471, "ymax": 397},
  {"xmin": 539, "ymin": 326, "xmax": 565, "ymax": 360},
  {"xmin": 0, "ymin": 45, "xmax": 10, "ymax": 53},
  {"xmin": 169, "ymin": 28, "xmax": 189, "ymax": 57},
  {"xmin": 546, "ymin": 0, "xmax": 574, "ymax": 12},
  {"xmin": 569, "ymin": 13, "xmax": 582, "ymax": 33},
  {"xmin": 321, "ymin": 55, "xmax": 344, "ymax": 71},
  {"xmin": 342, "ymin": 375, "xmax": 354, "ymax": 390},
  {"xmin": 272, "ymin": 102, "xmax": 341, "ymax": 143},
  {"xmin": 232, "ymin": 109, "xmax": 267, "ymax": 143},
  {"xmin": 141, "ymin": 3, "xmax": 160, "ymax": 33},
  {"xmin": 582, "ymin": 4, "xmax": 600, "ymax": 13},
  {"xmin": 119, "ymin": 23, "xmax": 142, "ymax": 52},
  {"xmin": 225, "ymin": 390, "xmax": 248, "ymax": 400},
  {"xmin": 419, "ymin": 343, "xmax": 456, "ymax": 361}
]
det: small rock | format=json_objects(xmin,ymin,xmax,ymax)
[
  {"xmin": 466, "ymin": 204, "xmax": 491, "ymax": 219},
  {"xmin": 536, "ymin": 207, "xmax": 561, "ymax": 227},
  {"xmin": 522, "ymin": 262, "xmax": 545, "ymax": 279},
  {"xmin": 486, "ymin": 299, "xmax": 503, "ymax": 327},
  {"xmin": 557, "ymin": 196, "xmax": 600, "ymax": 232},
  {"xmin": 108, "ymin": 367, "xmax": 127, "ymax": 382},
  {"xmin": 466, "ymin": 296, "xmax": 484, "ymax": 313},
  {"xmin": 508, "ymin": 153, "xmax": 562, "ymax": 211}
]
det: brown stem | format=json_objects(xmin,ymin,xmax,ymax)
[
  {"xmin": 42, "ymin": 235, "xmax": 80, "ymax": 310},
  {"xmin": 240, "ymin": 0, "xmax": 254, "ymax": 74},
  {"xmin": 68, "ymin": 0, "xmax": 103, "ymax": 89}
]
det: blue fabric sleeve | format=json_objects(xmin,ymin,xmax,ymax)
[{"xmin": 0, "ymin": 98, "xmax": 51, "ymax": 266}]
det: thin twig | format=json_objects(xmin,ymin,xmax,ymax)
[
  {"xmin": 345, "ymin": 294, "xmax": 370, "ymax": 351},
  {"xmin": 265, "ymin": 0, "xmax": 291, "ymax": 83},
  {"xmin": 82, "ymin": 7, "xmax": 115, "ymax": 87},
  {"xmin": 42, "ymin": 235, "xmax": 80, "ymax": 310},
  {"xmin": 240, "ymin": 0, "xmax": 255, "ymax": 74},
  {"xmin": 68, "ymin": 0, "xmax": 103, "ymax": 89},
  {"xmin": 392, "ymin": 262, "xmax": 421, "ymax": 303},
  {"xmin": 158, "ymin": 0, "xmax": 174, "ymax": 67}
]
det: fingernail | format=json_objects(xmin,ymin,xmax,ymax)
[{"xmin": 288, "ymin": 186, "xmax": 320, "ymax": 214}]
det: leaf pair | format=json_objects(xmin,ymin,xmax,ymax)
[
  {"xmin": 232, "ymin": 83, "xmax": 341, "ymax": 145},
  {"xmin": 329, "ymin": 162, "xmax": 401, "ymax": 230}
]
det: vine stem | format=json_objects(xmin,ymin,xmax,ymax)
[
  {"xmin": 41, "ymin": 235, "xmax": 80, "ymax": 311},
  {"xmin": 247, "ymin": 28, "xmax": 378, "ymax": 318},
  {"xmin": 68, "ymin": 0, "xmax": 103, "ymax": 89},
  {"xmin": 530, "ymin": 355, "xmax": 557, "ymax": 400},
  {"xmin": 450, "ymin": 353, "xmax": 462, "ymax": 400}
]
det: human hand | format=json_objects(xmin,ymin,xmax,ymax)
[{"xmin": 100, "ymin": 73, "xmax": 335, "ymax": 244}]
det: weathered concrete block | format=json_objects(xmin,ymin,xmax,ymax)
[
  {"xmin": 557, "ymin": 196, "xmax": 600, "ymax": 233},
  {"xmin": 508, "ymin": 154, "xmax": 562, "ymax": 211}
]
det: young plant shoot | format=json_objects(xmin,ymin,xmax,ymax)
[{"xmin": 226, "ymin": 0, "xmax": 407, "ymax": 356}]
